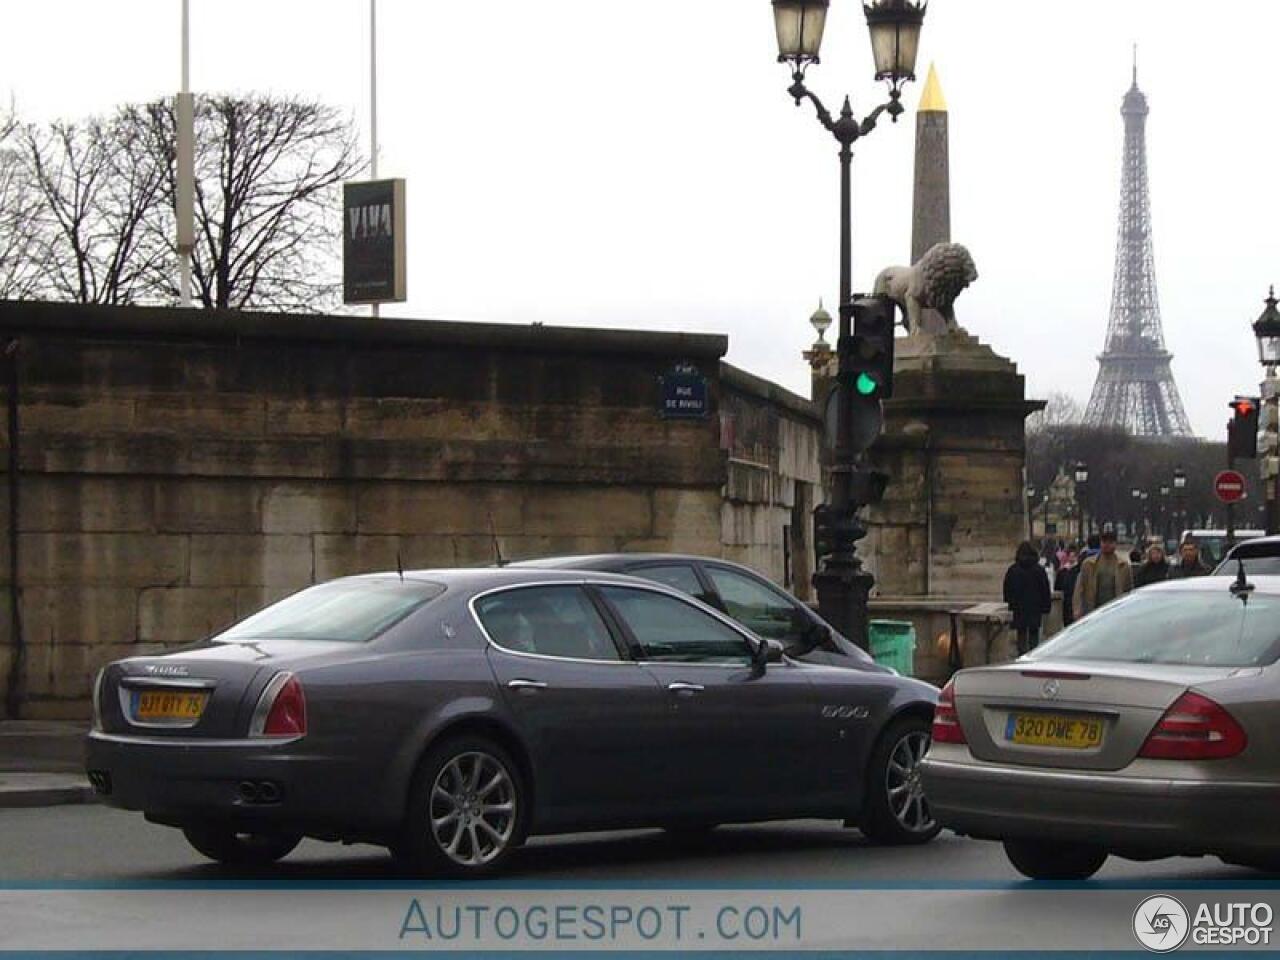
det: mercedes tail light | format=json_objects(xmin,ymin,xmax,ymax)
[
  {"xmin": 250, "ymin": 672, "xmax": 307, "ymax": 738},
  {"xmin": 1139, "ymin": 691, "xmax": 1246, "ymax": 760},
  {"xmin": 931, "ymin": 679, "xmax": 967, "ymax": 745}
]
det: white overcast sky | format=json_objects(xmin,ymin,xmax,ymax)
[{"xmin": 4, "ymin": 0, "xmax": 1278, "ymax": 439}]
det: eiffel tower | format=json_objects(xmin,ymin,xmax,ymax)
[{"xmin": 1083, "ymin": 59, "xmax": 1193, "ymax": 437}]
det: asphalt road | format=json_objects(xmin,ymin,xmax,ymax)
[
  {"xmin": 6, "ymin": 807, "xmax": 1280, "ymax": 951},
  {"xmin": 0, "ymin": 803, "xmax": 1268, "ymax": 885}
]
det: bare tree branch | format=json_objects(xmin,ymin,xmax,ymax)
[{"xmin": 130, "ymin": 93, "xmax": 363, "ymax": 311}]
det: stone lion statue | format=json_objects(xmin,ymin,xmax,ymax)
[{"xmin": 873, "ymin": 242, "xmax": 979, "ymax": 335}]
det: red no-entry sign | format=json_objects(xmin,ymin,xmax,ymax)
[{"xmin": 1215, "ymin": 470, "xmax": 1247, "ymax": 504}]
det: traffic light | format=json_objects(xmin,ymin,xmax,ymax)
[
  {"xmin": 848, "ymin": 295, "xmax": 896, "ymax": 401},
  {"xmin": 1228, "ymin": 396, "xmax": 1260, "ymax": 460},
  {"xmin": 812, "ymin": 503, "xmax": 868, "ymax": 564}
]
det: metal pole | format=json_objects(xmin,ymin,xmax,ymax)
[
  {"xmin": 1227, "ymin": 444, "xmax": 1237, "ymax": 550},
  {"xmin": 370, "ymin": 0, "xmax": 379, "ymax": 319},
  {"xmin": 1267, "ymin": 368, "xmax": 1280, "ymax": 536},
  {"xmin": 178, "ymin": 0, "xmax": 192, "ymax": 308}
]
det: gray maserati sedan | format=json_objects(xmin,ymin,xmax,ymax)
[
  {"xmin": 87, "ymin": 568, "xmax": 939, "ymax": 877},
  {"xmin": 921, "ymin": 574, "xmax": 1280, "ymax": 880}
]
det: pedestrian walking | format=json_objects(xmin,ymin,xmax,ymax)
[
  {"xmin": 1170, "ymin": 537, "xmax": 1212, "ymax": 579},
  {"xmin": 1004, "ymin": 541, "xmax": 1053, "ymax": 655},
  {"xmin": 1072, "ymin": 529, "xmax": 1133, "ymax": 618},
  {"xmin": 1054, "ymin": 548, "xmax": 1080, "ymax": 626},
  {"xmin": 1134, "ymin": 542, "xmax": 1171, "ymax": 589}
]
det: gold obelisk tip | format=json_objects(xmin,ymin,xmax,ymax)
[{"xmin": 918, "ymin": 63, "xmax": 947, "ymax": 113}]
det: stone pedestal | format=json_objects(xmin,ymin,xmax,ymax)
[{"xmin": 863, "ymin": 329, "xmax": 1044, "ymax": 599}]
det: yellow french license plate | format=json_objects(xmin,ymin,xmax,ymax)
[
  {"xmin": 135, "ymin": 690, "xmax": 208, "ymax": 722},
  {"xmin": 1006, "ymin": 712, "xmax": 1104, "ymax": 749}
]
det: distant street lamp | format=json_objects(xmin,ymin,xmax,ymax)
[
  {"xmin": 1025, "ymin": 486, "xmax": 1036, "ymax": 541},
  {"xmin": 773, "ymin": 0, "xmax": 927, "ymax": 649},
  {"xmin": 1074, "ymin": 461, "xmax": 1089, "ymax": 544},
  {"xmin": 1173, "ymin": 465, "xmax": 1187, "ymax": 543},
  {"xmin": 1253, "ymin": 287, "xmax": 1280, "ymax": 534},
  {"xmin": 1159, "ymin": 483, "xmax": 1171, "ymax": 544}
]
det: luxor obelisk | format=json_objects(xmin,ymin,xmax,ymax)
[{"xmin": 911, "ymin": 64, "xmax": 950, "ymax": 263}]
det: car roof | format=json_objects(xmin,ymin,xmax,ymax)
[
  {"xmin": 1140, "ymin": 574, "xmax": 1280, "ymax": 595},
  {"xmin": 328, "ymin": 566, "xmax": 666, "ymax": 592},
  {"xmin": 1224, "ymin": 535, "xmax": 1280, "ymax": 557},
  {"xmin": 508, "ymin": 553, "xmax": 767, "ymax": 576}
]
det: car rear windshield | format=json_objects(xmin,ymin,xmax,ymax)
[
  {"xmin": 214, "ymin": 579, "xmax": 445, "ymax": 644},
  {"xmin": 1216, "ymin": 556, "xmax": 1280, "ymax": 576},
  {"xmin": 1029, "ymin": 588, "xmax": 1280, "ymax": 668}
]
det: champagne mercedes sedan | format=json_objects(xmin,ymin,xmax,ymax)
[
  {"xmin": 921, "ymin": 574, "xmax": 1280, "ymax": 880},
  {"xmin": 87, "ymin": 568, "xmax": 940, "ymax": 876}
]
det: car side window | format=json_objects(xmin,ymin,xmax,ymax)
[
  {"xmin": 475, "ymin": 586, "xmax": 622, "ymax": 662},
  {"xmin": 627, "ymin": 564, "xmax": 714, "ymax": 604},
  {"xmin": 704, "ymin": 567, "xmax": 810, "ymax": 641},
  {"xmin": 599, "ymin": 586, "xmax": 753, "ymax": 665}
]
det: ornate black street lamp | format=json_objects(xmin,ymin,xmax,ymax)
[
  {"xmin": 1253, "ymin": 287, "xmax": 1280, "ymax": 534},
  {"xmin": 773, "ymin": 0, "xmax": 927, "ymax": 648}
]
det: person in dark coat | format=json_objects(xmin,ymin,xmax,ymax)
[
  {"xmin": 1054, "ymin": 548, "xmax": 1080, "ymax": 626},
  {"xmin": 1134, "ymin": 543, "xmax": 1171, "ymax": 589},
  {"xmin": 1004, "ymin": 540, "xmax": 1053, "ymax": 655},
  {"xmin": 1170, "ymin": 538, "xmax": 1212, "ymax": 579}
]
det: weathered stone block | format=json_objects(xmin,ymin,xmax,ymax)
[
  {"xmin": 262, "ymin": 485, "xmax": 356, "ymax": 534},
  {"xmin": 22, "ymin": 586, "xmax": 137, "ymax": 647},
  {"xmin": 189, "ymin": 535, "xmax": 314, "ymax": 588},
  {"xmin": 265, "ymin": 398, "xmax": 345, "ymax": 436},
  {"xmin": 23, "ymin": 395, "xmax": 135, "ymax": 433},
  {"xmin": 19, "ymin": 476, "xmax": 154, "ymax": 533},
  {"xmin": 155, "ymin": 480, "xmax": 262, "ymax": 533},
  {"xmin": 522, "ymin": 488, "xmax": 651, "ymax": 538},
  {"xmin": 19, "ymin": 533, "xmax": 187, "ymax": 587},
  {"xmin": 653, "ymin": 489, "xmax": 721, "ymax": 544},
  {"xmin": 399, "ymin": 535, "xmax": 500, "ymax": 569},
  {"xmin": 21, "ymin": 698, "xmax": 92, "ymax": 721},
  {"xmin": 137, "ymin": 587, "xmax": 239, "ymax": 646},
  {"xmin": 357, "ymin": 485, "xmax": 523, "ymax": 536},
  {"xmin": 133, "ymin": 393, "xmax": 266, "ymax": 436},
  {"xmin": 313, "ymin": 535, "xmax": 401, "ymax": 581}
]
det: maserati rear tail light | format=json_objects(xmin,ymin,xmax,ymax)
[
  {"xmin": 249, "ymin": 672, "xmax": 307, "ymax": 738},
  {"xmin": 931, "ymin": 679, "xmax": 967, "ymax": 745},
  {"xmin": 1139, "ymin": 691, "xmax": 1246, "ymax": 760}
]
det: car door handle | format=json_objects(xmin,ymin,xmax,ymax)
[
  {"xmin": 667, "ymin": 682, "xmax": 705, "ymax": 694},
  {"xmin": 507, "ymin": 679, "xmax": 548, "ymax": 691}
]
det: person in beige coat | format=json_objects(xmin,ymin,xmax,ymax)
[{"xmin": 1072, "ymin": 529, "xmax": 1133, "ymax": 618}]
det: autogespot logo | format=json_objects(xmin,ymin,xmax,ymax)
[{"xmin": 1133, "ymin": 895, "xmax": 1190, "ymax": 953}]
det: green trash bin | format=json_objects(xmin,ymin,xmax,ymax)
[{"xmin": 869, "ymin": 620, "xmax": 917, "ymax": 677}]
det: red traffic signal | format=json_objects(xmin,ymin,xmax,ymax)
[{"xmin": 1228, "ymin": 396, "xmax": 1260, "ymax": 460}]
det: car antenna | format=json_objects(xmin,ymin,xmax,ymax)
[
  {"xmin": 488, "ymin": 511, "xmax": 506, "ymax": 568},
  {"xmin": 396, "ymin": 548, "xmax": 404, "ymax": 582},
  {"xmin": 1231, "ymin": 557, "xmax": 1254, "ymax": 599}
]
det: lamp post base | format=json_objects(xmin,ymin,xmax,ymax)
[{"xmin": 813, "ymin": 555, "xmax": 874, "ymax": 652}]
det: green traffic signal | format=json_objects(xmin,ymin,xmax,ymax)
[{"xmin": 855, "ymin": 372, "xmax": 878, "ymax": 396}]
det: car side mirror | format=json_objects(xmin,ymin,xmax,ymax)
[{"xmin": 753, "ymin": 637, "xmax": 785, "ymax": 670}]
